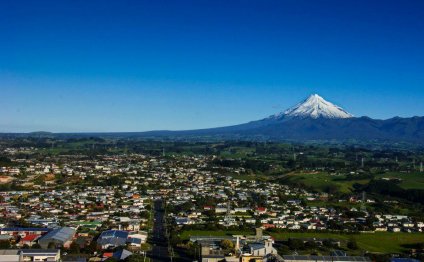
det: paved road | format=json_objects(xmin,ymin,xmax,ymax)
[{"xmin": 148, "ymin": 199, "xmax": 170, "ymax": 262}]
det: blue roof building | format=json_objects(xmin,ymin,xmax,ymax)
[{"xmin": 97, "ymin": 230, "xmax": 129, "ymax": 249}]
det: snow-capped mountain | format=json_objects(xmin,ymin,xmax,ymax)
[
  {"xmin": 273, "ymin": 94, "xmax": 353, "ymax": 119},
  {"xmin": 136, "ymin": 94, "xmax": 424, "ymax": 143}
]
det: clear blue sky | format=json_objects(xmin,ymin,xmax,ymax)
[{"xmin": 1, "ymin": 0, "xmax": 423, "ymax": 132}]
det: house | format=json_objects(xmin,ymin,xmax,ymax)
[
  {"xmin": 199, "ymin": 241, "xmax": 226, "ymax": 262},
  {"xmin": 123, "ymin": 220, "xmax": 141, "ymax": 231},
  {"xmin": 127, "ymin": 232, "xmax": 148, "ymax": 248},
  {"xmin": 240, "ymin": 255, "xmax": 263, "ymax": 262},
  {"xmin": 113, "ymin": 249, "xmax": 133, "ymax": 260},
  {"xmin": 38, "ymin": 227, "xmax": 75, "ymax": 249},
  {"xmin": 0, "ymin": 249, "xmax": 61, "ymax": 262},
  {"xmin": 242, "ymin": 240, "xmax": 277, "ymax": 257},
  {"xmin": 0, "ymin": 227, "xmax": 50, "ymax": 237},
  {"xmin": 175, "ymin": 217, "xmax": 192, "ymax": 225},
  {"xmin": 215, "ymin": 208, "xmax": 227, "ymax": 213},
  {"xmin": 19, "ymin": 234, "xmax": 40, "ymax": 247},
  {"xmin": 127, "ymin": 237, "xmax": 143, "ymax": 248},
  {"xmin": 255, "ymin": 207, "xmax": 267, "ymax": 215},
  {"xmin": 97, "ymin": 230, "xmax": 129, "ymax": 250}
]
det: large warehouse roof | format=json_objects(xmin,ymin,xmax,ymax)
[{"xmin": 39, "ymin": 227, "xmax": 75, "ymax": 243}]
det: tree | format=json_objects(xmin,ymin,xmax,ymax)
[
  {"xmin": 85, "ymin": 240, "xmax": 99, "ymax": 254},
  {"xmin": 277, "ymin": 244, "xmax": 290, "ymax": 255},
  {"xmin": 69, "ymin": 242, "xmax": 80, "ymax": 254},
  {"xmin": 305, "ymin": 240, "xmax": 318, "ymax": 249},
  {"xmin": 125, "ymin": 254, "xmax": 144, "ymax": 262},
  {"xmin": 347, "ymin": 239, "xmax": 358, "ymax": 250},
  {"xmin": 324, "ymin": 184, "xmax": 339, "ymax": 194},
  {"xmin": 32, "ymin": 243, "xmax": 42, "ymax": 249},
  {"xmin": 220, "ymin": 239, "xmax": 234, "ymax": 251},
  {"xmin": 288, "ymin": 238, "xmax": 304, "ymax": 250},
  {"xmin": 139, "ymin": 243, "xmax": 151, "ymax": 252},
  {"xmin": 323, "ymin": 239, "xmax": 337, "ymax": 248},
  {"xmin": 0, "ymin": 240, "xmax": 10, "ymax": 249},
  {"xmin": 169, "ymin": 234, "xmax": 182, "ymax": 246}
]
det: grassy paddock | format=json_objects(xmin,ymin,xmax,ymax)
[
  {"xmin": 281, "ymin": 172, "xmax": 369, "ymax": 193},
  {"xmin": 374, "ymin": 172, "xmax": 424, "ymax": 190},
  {"xmin": 282, "ymin": 171, "xmax": 424, "ymax": 193}
]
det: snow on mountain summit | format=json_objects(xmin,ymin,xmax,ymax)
[{"xmin": 273, "ymin": 94, "xmax": 353, "ymax": 119}]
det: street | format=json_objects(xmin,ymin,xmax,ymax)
[{"xmin": 147, "ymin": 198, "xmax": 170, "ymax": 262}]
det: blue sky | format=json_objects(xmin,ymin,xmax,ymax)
[{"xmin": 1, "ymin": 0, "xmax": 423, "ymax": 132}]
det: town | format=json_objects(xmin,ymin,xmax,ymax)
[{"xmin": 0, "ymin": 138, "xmax": 423, "ymax": 262}]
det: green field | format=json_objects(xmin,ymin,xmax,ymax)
[
  {"xmin": 280, "ymin": 171, "xmax": 424, "ymax": 194},
  {"xmin": 375, "ymin": 172, "xmax": 424, "ymax": 190},
  {"xmin": 280, "ymin": 172, "xmax": 369, "ymax": 194},
  {"xmin": 181, "ymin": 230, "xmax": 424, "ymax": 254}
]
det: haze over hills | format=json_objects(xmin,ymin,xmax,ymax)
[
  {"xmin": 138, "ymin": 94, "xmax": 424, "ymax": 143},
  {"xmin": 2, "ymin": 94, "xmax": 423, "ymax": 144}
]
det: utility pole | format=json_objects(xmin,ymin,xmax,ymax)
[
  {"xmin": 361, "ymin": 191, "xmax": 367, "ymax": 212},
  {"xmin": 224, "ymin": 201, "xmax": 232, "ymax": 227}
]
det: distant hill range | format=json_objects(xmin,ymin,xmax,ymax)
[
  {"xmin": 139, "ymin": 94, "xmax": 424, "ymax": 143},
  {"xmin": 3, "ymin": 94, "xmax": 424, "ymax": 143}
]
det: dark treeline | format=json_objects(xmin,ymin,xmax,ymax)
[{"xmin": 356, "ymin": 179, "xmax": 424, "ymax": 205}]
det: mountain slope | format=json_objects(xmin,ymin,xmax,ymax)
[
  {"xmin": 136, "ymin": 94, "xmax": 424, "ymax": 143},
  {"xmin": 139, "ymin": 116, "xmax": 424, "ymax": 143}
]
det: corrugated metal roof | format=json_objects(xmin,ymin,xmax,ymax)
[
  {"xmin": 97, "ymin": 230, "xmax": 129, "ymax": 246},
  {"xmin": 39, "ymin": 227, "xmax": 75, "ymax": 243},
  {"xmin": 1, "ymin": 227, "xmax": 51, "ymax": 232}
]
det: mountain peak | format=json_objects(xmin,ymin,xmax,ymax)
[{"xmin": 273, "ymin": 94, "xmax": 353, "ymax": 119}]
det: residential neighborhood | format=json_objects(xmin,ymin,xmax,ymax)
[{"xmin": 0, "ymin": 140, "xmax": 423, "ymax": 261}]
